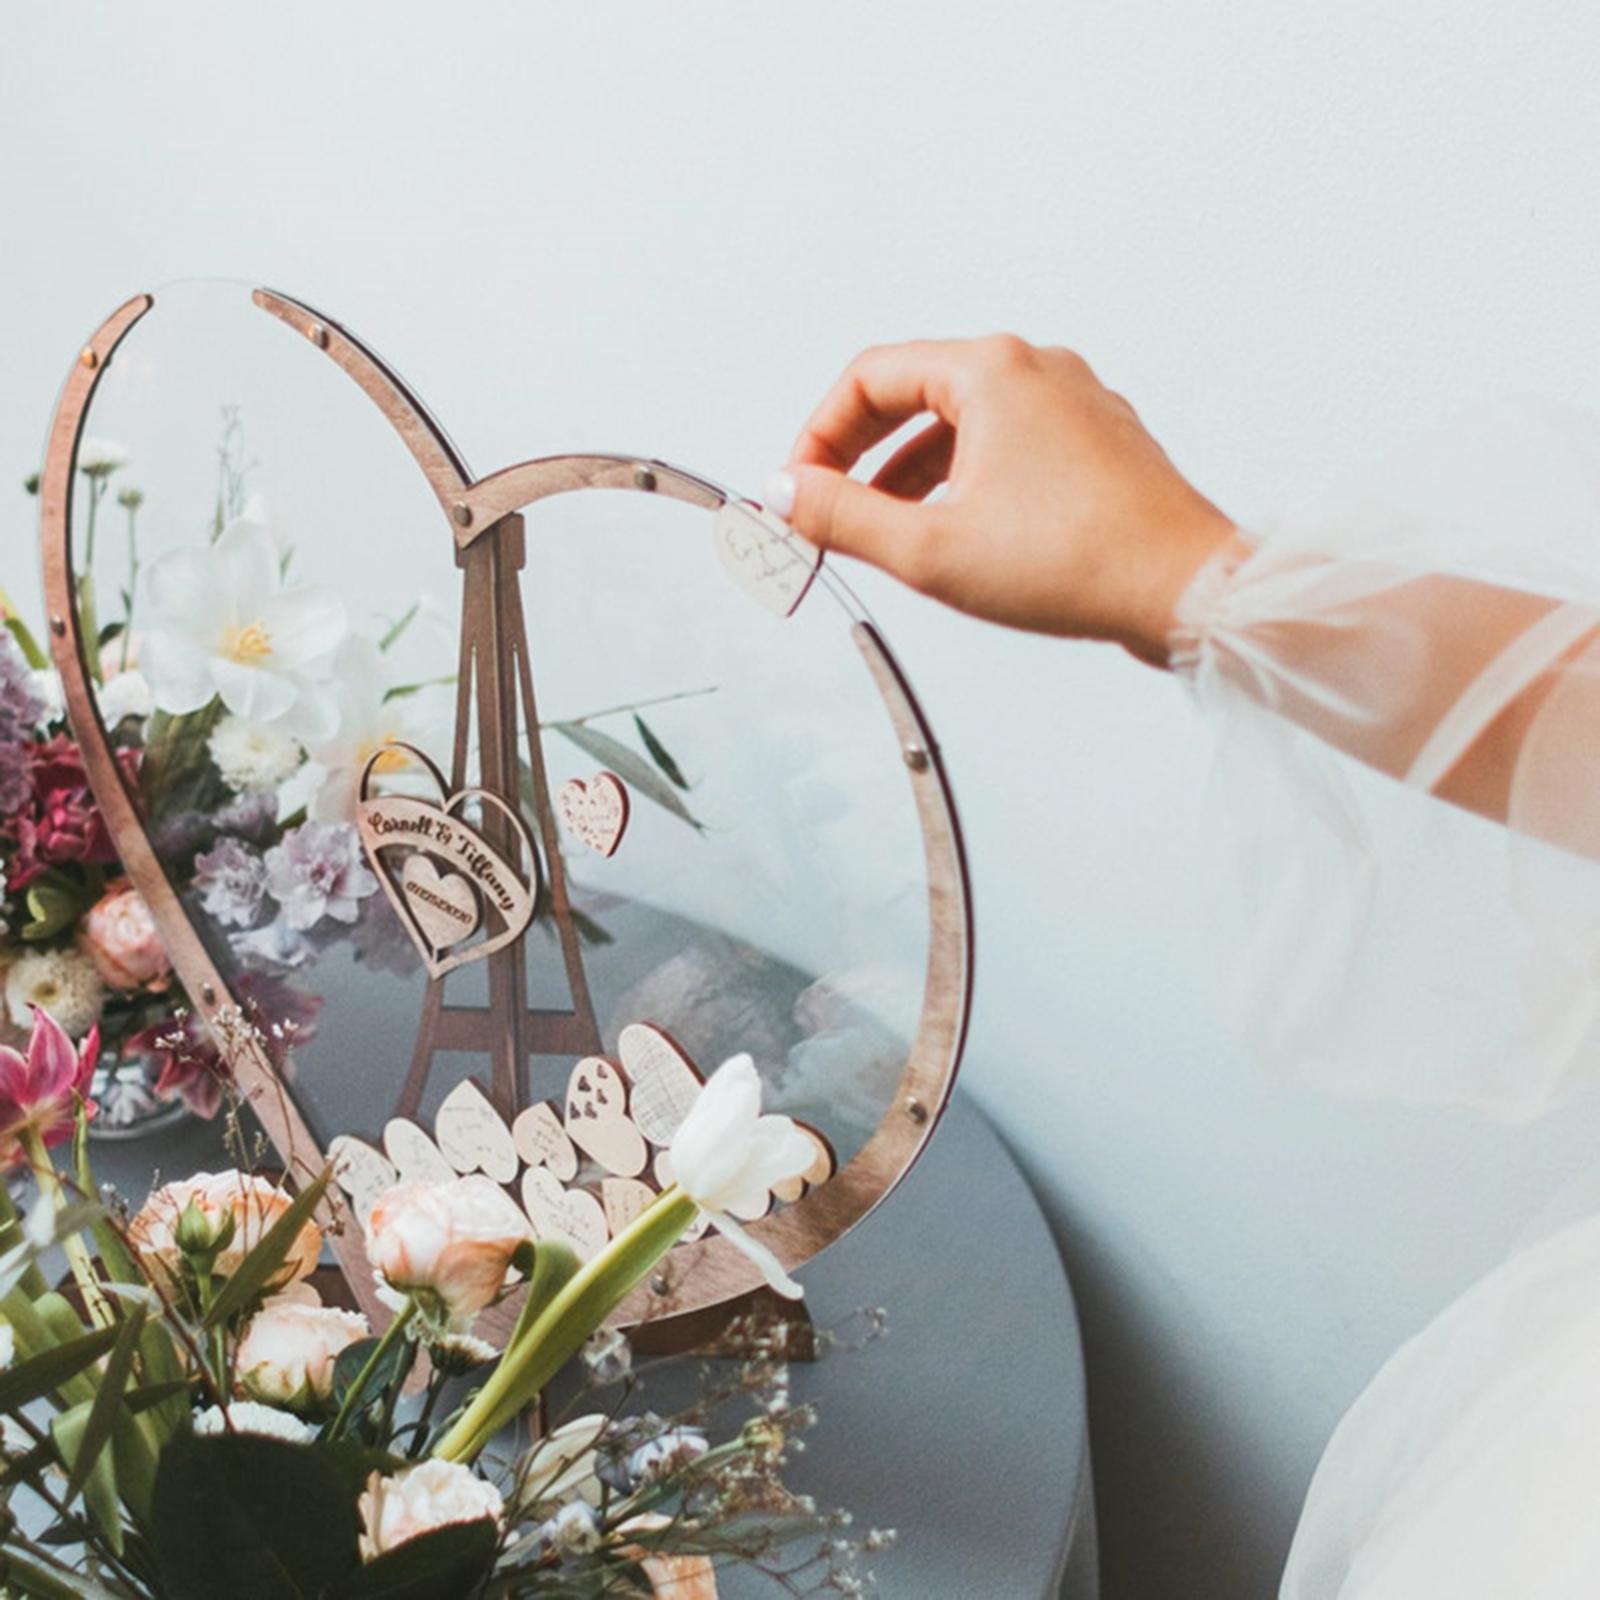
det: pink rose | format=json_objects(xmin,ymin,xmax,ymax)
[
  {"xmin": 366, "ymin": 1178, "xmax": 529, "ymax": 1329},
  {"xmin": 236, "ymin": 1299, "xmax": 370, "ymax": 1412},
  {"xmin": 79, "ymin": 880, "xmax": 171, "ymax": 991},
  {"xmin": 357, "ymin": 1460, "xmax": 503, "ymax": 1563}
]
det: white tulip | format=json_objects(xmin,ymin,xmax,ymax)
[
  {"xmin": 668, "ymin": 1054, "xmax": 816, "ymax": 1299},
  {"xmin": 140, "ymin": 517, "xmax": 346, "ymax": 741},
  {"xmin": 522, "ymin": 1413, "xmax": 608, "ymax": 1509},
  {"xmin": 357, "ymin": 1459, "xmax": 504, "ymax": 1563}
]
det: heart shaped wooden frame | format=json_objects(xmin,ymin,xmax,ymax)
[{"xmin": 38, "ymin": 286, "xmax": 973, "ymax": 1340}]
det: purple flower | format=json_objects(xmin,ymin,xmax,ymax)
[
  {"xmin": 0, "ymin": 743, "xmax": 29, "ymax": 815},
  {"xmin": 214, "ymin": 790, "xmax": 279, "ymax": 843},
  {"xmin": 262, "ymin": 821, "xmax": 378, "ymax": 931},
  {"xmin": 193, "ymin": 836, "xmax": 268, "ymax": 928},
  {"xmin": 230, "ymin": 915, "xmax": 313, "ymax": 970},
  {"xmin": 0, "ymin": 634, "xmax": 44, "ymax": 747}
]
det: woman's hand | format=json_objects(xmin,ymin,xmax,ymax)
[{"xmin": 767, "ymin": 336, "xmax": 1238, "ymax": 666}]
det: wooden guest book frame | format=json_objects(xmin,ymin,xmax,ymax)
[{"xmin": 37, "ymin": 286, "xmax": 974, "ymax": 1343}]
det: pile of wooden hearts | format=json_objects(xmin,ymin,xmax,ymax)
[{"xmin": 329, "ymin": 1022, "xmax": 834, "ymax": 1267}]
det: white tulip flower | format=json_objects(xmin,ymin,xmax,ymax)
[
  {"xmin": 668, "ymin": 1054, "xmax": 816, "ymax": 1299},
  {"xmin": 140, "ymin": 517, "xmax": 346, "ymax": 741}
]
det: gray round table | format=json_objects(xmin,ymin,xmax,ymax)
[{"xmin": 90, "ymin": 1092, "xmax": 1096, "ymax": 1598}]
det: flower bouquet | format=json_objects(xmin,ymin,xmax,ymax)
[{"xmin": 0, "ymin": 1006, "xmax": 889, "ymax": 1598}]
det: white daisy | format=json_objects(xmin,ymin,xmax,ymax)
[
  {"xmin": 208, "ymin": 715, "xmax": 303, "ymax": 792},
  {"xmin": 76, "ymin": 438, "xmax": 129, "ymax": 478},
  {"xmin": 192, "ymin": 1401, "xmax": 315, "ymax": 1444},
  {"xmin": 3, "ymin": 948, "xmax": 105, "ymax": 1038}
]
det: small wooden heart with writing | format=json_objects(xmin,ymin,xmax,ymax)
[
  {"xmin": 329, "ymin": 1135, "xmax": 398, "ymax": 1226},
  {"xmin": 383, "ymin": 1118, "xmax": 457, "ymax": 1185},
  {"xmin": 399, "ymin": 856, "xmax": 480, "ymax": 952},
  {"xmin": 436, "ymin": 1079, "xmax": 519, "ymax": 1184},
  {"xmin": 617, "ymin": 1022, "xmax": 703, "ymax": 1147},
  {"xmin": 557, "ymin": 771, "xmax": 630, "ymax": 857},
  {"xmin": 712, "ymin": 500, "xmax": 822, "ymax": 618},
  {"xmin": 522, "ymin": 1167, "xmax": 609, "ymax": 1262},
  {"xmin": 564, "ymin": 1057, "xmax": 648, "ymax": 1177},
  {"xmin": 512, "ymin": 1101, "xmax": 579, "ymax": 1183}
]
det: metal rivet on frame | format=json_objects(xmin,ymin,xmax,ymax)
[
  {"xmin": 903, "ymin": 745, "xmax": 930, "ymax": 772},
  {"xmin": 633, "ymin": 465, "xmax": 657, "ymax": 492},
  {"xmin": 905, "ymin": 1097, "xmax": 929, "ymax": 1124},
  {"xmin": 307, "ymin": 322, "xmax": 329, "ymax": 350},
  {"xmin": 199, "ymin": 984, "xmax": 216, "ymax": 1006},
  {"xmin": 79, "ymin": 347, "xmax": 98, "ymax": 370},
  {"xmin": 650, "ymin": 1273, "xmax": 671, "ymax": 1296},
  {"xmin": 451, "ymin": 502, "xmax": 473, "ymax": 529},
  {"xmin": 49, "ymin": 616, "xmax": 66, "ymax": 637}
]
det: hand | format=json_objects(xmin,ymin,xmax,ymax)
[{"xmin": 767, "ymin": 336, "xmax": 1239, "ymax": 666}]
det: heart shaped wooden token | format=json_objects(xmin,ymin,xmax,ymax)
[
  {"xmin": 435, "ymin": 1078, "xmax": 519, "ymax": 1184},
  {"xmin": 399, "ymin": 855, "xmax": 480, "ymax": 952},
  {"xmin": 383, "ymin": 1118, "xmax": 457, "ymax": 1186},
  {"xmin": 771, "ymin": 1125, "xmax": 836, "ymax": 1204},
  {"xmin": 617, "ymin": 1023, "xmax": 703, "ymax": 1146},
  {"xmin": 564, "ymin": 1057, "xmax": 648, "ymax": 1177},
  {"xmin": 601, "ymin": 1176, "xmax": 658, "ymax": 1235},
  {"xmin": 712, "ymin": 500, "xmax": 821, "ymax": 618},
  {"xmin": 512, "ymin": 1100, "xmax": 578, "ymax": 1183},
  {"xmin": 557, "ymin": 772, "xmax": 629, "ymax": 857},
  {"xmin": 330, "ymin": 1135, "xmax": 399, "ymax": 1225},
  {"xmin": 522, "ymin": 1167, "xmax": 609, "ymax": 1262}
]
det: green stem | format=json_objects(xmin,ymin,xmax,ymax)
[
  {"xmin": 119, "ymin": 503, "xmax": 138, "ymax": 673},
  {"xmin": 79, "ymin": 479, "xmax": 104, "ymax": 684},
  {"xmin": 20, "ymin": 1124, "xmax": 109, "ymax": 1329},
  {"xmin": 193, "ymin": 1263, "xmax": 229, "ymax": 1396},
  {"xmin": 434, "ymin": 1186, "xmax": 697, "ymax": 1464},
  {"xmin": 329, "ymin": 1297, "xmax": 417, "ymax": 1441}
]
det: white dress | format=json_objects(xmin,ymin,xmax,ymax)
[{"xmin": 1166, "ymin": 399, "xmax": 1600, "ymax": 1597}]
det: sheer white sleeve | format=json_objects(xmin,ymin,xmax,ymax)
[{"xmin": 1167, "ymin": 402, "xmax": 1600, "ymax": 1118}]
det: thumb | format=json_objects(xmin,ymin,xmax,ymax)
[{"xmin": 766, "ymin": 465, "xmax": 931, "ymax": 579}]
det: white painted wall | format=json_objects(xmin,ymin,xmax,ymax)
[{"xmin": 5, "ymin": 5, "xmax": 1600, "ymax": 1593}]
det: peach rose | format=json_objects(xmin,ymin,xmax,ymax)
[
  {"xmin": 619, "ymin": 1515, "xmax": 720, "ymax": 1599},
  {"xmin": 129, "ymin": 1170, "xmax": 322, "ymax": 1290},
  {"xmin": 366, "ymin": 1178, "xmax": 528, "ymax": 1328},
  {"xmin": 357, "ymin": 1459, "xmax": 504, "ymax": 1562},
  {"xmin": 236, "ymin": 1299, "xmax": 370, "ymax": 1412},
  {"xmin": 79, "ymin": 881, "xmax": 171, "ymax": 991}
]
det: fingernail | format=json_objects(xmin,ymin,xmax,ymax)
[{"xmin": 763, "ymin": 469, "xmax": 797, "ymax": 519}]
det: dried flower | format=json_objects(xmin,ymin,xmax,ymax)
[
  {"xmin": 208, "ymin": 715, "xmax": 303, "ymax": 793},
  {"xmin": 75, "ymin": 438, "xmax": 128, "ymax": 478},
  {"xmin": 236, "ymin": 1300, "xmax": 370, "ymax": 1412},
  {"xmin": 79, "ymin": 880, "xmax": 172, "ymax": 991},
  {"xmin": 616, "ymin": 1514, "xmax": 719, "ymax": 1599},
  {"xmin": 357, "ymin": 1460, "xmax": 504, "ymax": 1563},
  {"xmin": 262, "ymin": 820, "xmax": 378, "ymax": 931},
  {"xmin": 3, "ymin": 949, "xmax": 105, "ymax": 1041},
  {"xmin": 627, "ymin": 1426, "xmax": 709, "ymax": 1486},
  {"xmin": 0, "ymin": 1008, "xmax": 98, "ymax": 1162},
  {"xmin": 365, "ymin": 1178, "xmax": 528, "ymax": 1332},
  {"xmin": 540, "ymin": 1499, "xmax": 601, "ymax": 1556},
  {"xmin": 193, "ymin": 836, "xmax": 268, "ymax": 928}
]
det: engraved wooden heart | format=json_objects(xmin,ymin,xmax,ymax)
[
  {"xmin": 617, "ymin": 1022, "xmax": 703, "ymax": 1147},
  {"xmin": 356, "ymin": 743, "xmax": 540, "ymax": 980},
  {"xmin": 557, "ymin": 771, "xmax": 630, "ymax": 857},
  {"xmin": 564, "ymin": 1057, "xmax": 648, "ymax": 1178},
  {"xmin": 522, "ymin": 1167, "xmax": 609, "ymax": 1262},
  {"xmin": 712, "ymin": 499, "xmax": 821, "ymax": 618}
]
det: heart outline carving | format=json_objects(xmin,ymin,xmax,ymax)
[{"xmin": 355, "ymin": 741, "xmax": 541, "ymax": 979}]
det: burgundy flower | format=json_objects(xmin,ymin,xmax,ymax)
[
  {"xmin": 0, "ymin": 1008, "xmax": 99, "ymax": 1164},
  {"xmin": 5, "ymin": 735, "xmax": 139, "ymax": 889}
]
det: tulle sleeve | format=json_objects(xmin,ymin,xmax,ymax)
[{"xmin": 1168, "ymin": 402, "xmax": 1600, "ymax": 1119}]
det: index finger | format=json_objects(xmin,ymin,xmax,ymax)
[{"xmin": 789, "ymin": 339, "xmax": 971, "ymax": 473}]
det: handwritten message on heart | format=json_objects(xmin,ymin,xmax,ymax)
[
  {"xmin": 557, "ymin": 771, "xmax": 629, "ymax": 857},
  {"xmin": 712, "ymin": 499, "xmax": 822, "ymax": 618}
]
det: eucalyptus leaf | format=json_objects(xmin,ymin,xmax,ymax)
[
  {"xmin": 65, "ymin": 1305, "xmax": 145, "ymax": 1501},
  {"xmin": 0, "ymin": 1324, "xmax": 119, "ymax": 1411},
  {"xmin": 632, "ymin": 714, "xmax": 690, "ymax": 790},
  {"xmin": 330, "ymin": 1332, "xmax": 416, "ymax": 1427},
  {"xmin": 51, "ymin": 1399, "xmax": 123, "ymax": 1556}
]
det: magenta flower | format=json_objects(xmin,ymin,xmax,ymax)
[
  {"xmin": 0, "ymin": 1008, "xmax": 99, "ymax": 1163},
  {"xmin": 5, "ymin": 735, "xmax": 139, "ymax": 890}
]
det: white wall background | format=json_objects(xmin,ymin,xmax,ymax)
[{"xmin": 5, "ymin": 5, "xmax": 1600, "ymax": 1594}]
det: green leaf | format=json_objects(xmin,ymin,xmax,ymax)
[
  {"xmin": 22, "ymin": 879, "xmax": 84, "ymax": 942},
  {"xmin": 378, "ymin": 601, "xmax": 419, "ymax": 652},
  {"xmin": 202, "ymin": 1168, "xmax": 331, "ymax": 1330},
  {"xmin": 150, "ymin": 1432, "xmax": 384, "ymax": 1600},
  {"xmin": 97, "ymin": 619, "xmax": 124, "ymax": 649},
  {"xmin": 51, "ymin": 1399, "xmax": 123, "ymax": 1556},
  {"xmin": 0, "ymin": 1548, "xmax": 127, "ymax": 1600},
  {"xmin": 547, "ymin": 724, "xmax": 704, "ymax": 833},
  {"xmin": 503, "ymin": 1239, "xmax": 580, "ymax": 1357},
  {"xmin": 0, "ymin": 1323, "xmax": 119, "ymax": 1411},
  {"xmin": 632, "ymin": 714, "xmax": 690, "ymax": 790},
  {"xmin": 4, "ymin": 613, "xmax": 47, "ymax": 670},
  {"xmin": 337, "ymin": 1517, "xmax": 498, "ymax": 1599},
  {"xmin": 330, "ymin": 1333, "xmax": 415, "ymax": 1422},
  {"xmin": 65, "ymin": 1304, "xmax": 145, "ymax": 1501}
]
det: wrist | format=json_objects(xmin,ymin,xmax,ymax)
[{"xmin": 1119, "ymin": 512, "xmax": 1248, "ymax": 669}]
